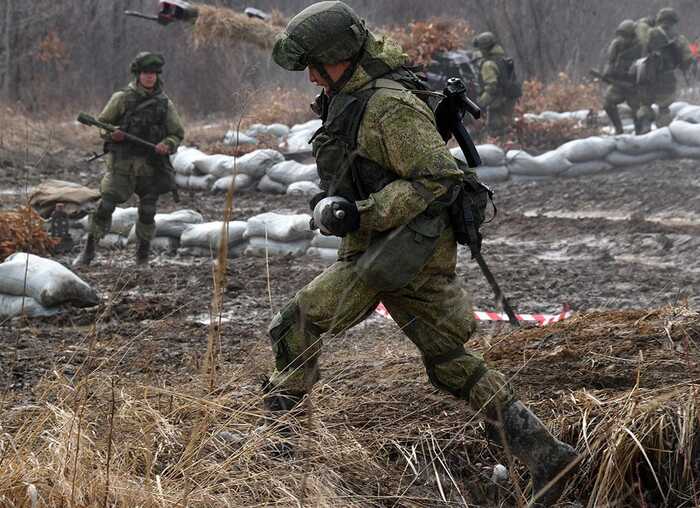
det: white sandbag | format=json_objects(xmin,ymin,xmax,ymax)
[
  {"xmin": 236, "ymin": 149, "xmax": 286, "ymax": 178},
  {"xmin": 674, "ymin": 105, "xmax": 700, "ymax": 124},
  {"xmin": 669, "ymin": 121, "xmax": 700, "ymax": 147},
  {"xmin": 561, "ymin": 160, "xmax": 615, "ymax": 177},
  {"xmin": 150, "ymin": 236, "xmax": 180, "ymax": 252},
  {"xmin": 668, "ymin": 144, "xmax": 700, "ymax": 159},
  {"xmin": 605, "ymin": 150, "xmax": 667, "ymax": 167},
  {"xmin": 76, "ymin": 207, "xmax": 138, "ymax": 236},
  {"xmin": 244, "ymin": 212, "xmax": 313, "ymax": 242},
  {"xmin": 558, "ymin": 136, "xmax": 616, "ymax": 163},
  {"xmin": 476, "ymin": 166, "xmax": 509, "ymax": 182},
  {"xmin": 506, "ymin": 149, "xmax": 572, "ymax": 177},
  {"xmin": 267, "ymin": 160, "xmax": 318, "ymax": 185},
  {"xmin": 223, "ymin": 130, "xmax": 258, "ymax": 145},
  {"xmin": 244, "ymin": 237, "xmax": 310, "ymax": 257},
  {"xmin": 171, "ymin": 146, "xmax": 207, "ymax": 175},
  {"xmin": 98, "ymin": 234, "xmax": 128, "ymax": 249},
  {"xmin": 290, "ymin": 118, "xmax": 322, "ymax": 133},
  {"xmin": 128, "ymin": 209, "xmax": 204, "ymax": 241},
  {"xmin": 0, "ymin": 293, "xmax": 60, "ymax": 318},
  {"xmin": 669, "ymin": 101, "xmax": 689, "ymax": 117},
  {"xmin": 176, "ymin": 174, "xmax": 216, "ymax": 191},
  {"xmin": 0, "ymin": 253, "xmax": 99, "ymax": 308},
  {"xmin": 257, "ymin": 175, "xmax": 288, "ymax": 194},
  {"xmin": 181, "ymin": 221, "xmax": 248, "ymax": 249},
  {"xmin": 178, "ymin": 243, "xmax": 247, "ymax": 259},
  {"xmin": 194, "ymin": 154, "xmax": 237, "ymax": 178},
  {"xmin": 615, "ymin": 128, "xmax": 673, "ymax": 155},
  {"xmin": 310, "ymin": 231, "xmax": 342, "ymax": 249},
  {"xmin": 451, "ymin": 145, "xmax": 505, "ymax": 167},
  {"xmin": 282, "ymin": 119, "xmax": 322, "ymax": 153},
  {"xmin": 287, "ymin": 181, "xmax": 322, "ymax": 196},
  {"xmin": 306, "ymin": 247, "xmax": 338, "ymax": 263},
  {"xmin": 211, "ymin": 174, "xmax": 255, "ymax": 193},
  {"xmin": 245, "ymin": 123, "xmax": 290, "ymax": 139}
]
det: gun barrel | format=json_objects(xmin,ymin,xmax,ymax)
[{"xmin": 76, "ymin": 112, "xmax": 157, "ymax": 149}]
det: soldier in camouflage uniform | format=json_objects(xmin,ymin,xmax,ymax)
[
  {"xmin": 637, "ymin": 8, "xmax": 695, "ymax": 132},
  {"xmin": 473, "ymin": 32, "xmax": 521, "ymax": 137},
  {"xmin": 603, "ymin": 20, "xmax": 644, "ymax": 134},
  {"xmin": 74, "ymin": 52, "xmax": 184, "ymax": 266},
  {"xmin": 266, "ymin": 2, "xmax": 577, "ymax": 505}
]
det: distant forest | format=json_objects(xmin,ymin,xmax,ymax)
[{"xmin": 1, "ymin": 0, "xmax": 697, "ymax": 116}]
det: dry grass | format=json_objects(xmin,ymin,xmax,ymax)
[
  {"xmin": 191, "ymin": 5, "xmax": 283, "ymax": 50},
  {"xmin": 0, "ymin": 206, "xmax": 58, "ymax": 262},
  {"xmin": 0, "ymin": 305, "xmax": 697, "ymax": 506},
  {"xmin": 518, "ymin": 73, "xmax": 602, "ymax": 114}
]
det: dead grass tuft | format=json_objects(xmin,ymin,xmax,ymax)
[
  {"xmin": 191, "ymin": 5, "xmax": 282, "ymax": 50},
  {"xmin": 519, "ymin": 73, "xmax": 602, "ymax": 114},
  {"xmin": 0, "ymin": 206, "xmax": 58, "ymax": 261}
]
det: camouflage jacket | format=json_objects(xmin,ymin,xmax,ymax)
[
  {"xmin": 477, "ymin": 45, "xmax": 510, "ymax": 108},
  {"xmin": 605, "ymin": 37, "xmax": 643, "ymax": 80}
]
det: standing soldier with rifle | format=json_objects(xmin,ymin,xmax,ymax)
[
  {"xmin": 601, "ymin": 20, "xmax": 644, "ymax": 135},
  {"xmin": 74, "ymin": 52, "xmax": 185, "ymax": 266},
  {"xmin": 264, "ymin": 2, "xmax": 577, "ymax": 506},
  {"xmin": 472, "ymin": 32, "xmax": 522, "ymax": 137},
  {"xmin": 637, "ymin": 8, "xmax": 695, "ymax": 133}
]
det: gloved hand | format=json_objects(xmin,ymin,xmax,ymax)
[
  {"xmin": 111, "ymin": 130, "xmax": 126, "ymax": 142},
  {"xmin": 155, "ymin": 143, "xmax": 171, "ymax": 155},
  {"xmin": 312, "ymin": 196, "xmax": 360, "ymax": 237}
]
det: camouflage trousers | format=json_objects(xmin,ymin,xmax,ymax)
[
  {"xmin": 89, "ymin": 157, "xmax": 167, "ymax": 242},
  {"xmin": 267, "ymin": 259, "xmax": 516, "ymax": 418},
  {"xmin": 604, "ymin": 86, "xmax": 641, "ymax": 117},
  {"xmin": 638, "ymin": 90, "xmax": 676, "ymax": 128},
  {"xmin": 485, "ymin": 100, "xmax": 516, "ymax": 137}
]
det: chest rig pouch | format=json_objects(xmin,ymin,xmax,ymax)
[
  {"xmin": 312, "ymin": 69, "xmax": 454, "ymax": 292},
  {"xmin": 109, "ymin": 89, "xmax": 168, "ymax": 163}
]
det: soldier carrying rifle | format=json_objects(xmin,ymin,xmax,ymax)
[{"xmin": 74, "ymin": 52, "xmax": 184, "ymax": 267}]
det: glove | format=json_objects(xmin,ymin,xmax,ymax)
[
  {"xmin": 312, "ymin": 196, "xmax": 360, "ymax": 237},
  {"xmin": 155, "ymin": 143, "xmax": 171, "ymax": 155},
  {"xmin": 111, "ymin": 130, "xmax": 126, "ymax": 142}
]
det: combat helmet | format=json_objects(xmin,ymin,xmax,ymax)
[
  {"xmin": 473, "ymin": 32, "xmax": 497, "ymax": 51},
  {"xmin": 616, "ymin": 20, "xmax": 636, "ymax": 38},
  {"xmin": 130, "ymin": 52, "xmax": 165, "ymax": 74},
  {"xmin": 656, "ymin": 7, "xmax": 679, "ymax": 26},
  {"xmin": 272, "ymin": 1, "xmax": 368, "ymax": 71}
]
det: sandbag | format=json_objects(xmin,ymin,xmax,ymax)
[
  {"xmin": 77, "ymin": 207, "xmax": 138, "ymax": 236},
  {"xmin": 476, "ymin": 166, "xmax": 509, "ymax": 182},
  {"xmin": 615, "ymin": 128, "xmax": 672, "ymax": 155},
  {"xmin": 267, "ymin": 160, "xmax": 318, "ymax": 185},
  {"xmin": 29, "ymin": 180, "xmax": 100, "ymax": 219},
  {"xmin": 171, "ymin": 146, "xmax": 207, "ymax": 175},
  {"xmin": 605, "ymin": 150, "xmax": 667, "ymax": 167},
  {"xmin": 180, "ymin": 221, "xmax": 248, "ymax": 249},
  {"xmin": 451, "ymin": 145, "xmax": 505, "ymax": 167},
  {"xmin": 175, "ymin": 174, "xmax": 216, "ymax": 191},
  {"xmin": 310, "ymin": 231, "xmax": 341, "ymax": 249},
  {"xmin": 0, "ymin": 293, "xmax": 60, "ymax": 318},
  {"xmin": 0, "ymin": 253, "xmax": 99, "ymax": 308},
  {"xmin": 674, "ymin": 105, "xmax": 700, "ymax": 124},
  {"xmin": 211, "ymin": 174, "xmax": 255, "ymax": 193},
  {"xmin": 506, "ymin": 149, "xmax": 572, "ymax": 177},
  {"xmin": 223, "ymin": 130, "xmax": 258, "ymax": 146},
  {"xmin": 561, "ymin": 160, "xmax": 615, "ymax": 177},
  {"xmin": 97, "ymin": 233, "xmax": 128, "ymax": 249},
  {"xmin": 244, "ymin": 237, "xmax": 310, "ymax": 257},
  {"xmin": 669, "ymin": 101, "xmax": 689, "ymax": 117},
  {"xmin": 179, "ymin": 243, "xmax": 247, "ymax": 259},
  {"xmin": 306, "ymin": 247, "xmax": 338, "ymax": 263},
  {"xmin": 257, "ymin": 175, "xmax": 288, "ymax": 194},
  {"xmin": 282, "ymin": 119, "xmax": 322, "ymax": 153},
  {"xmin": 244, "ymin": 212, "xmax": 313, "ymax": 242},
  {"xmin": 194, "ymin": 154, "xmax": 237, "ymax": 178},
  {"xmin": 236, "ymin": 149, "xmax": 286, "ymax": 178},
  {"xmin": 150, "ymin": 236, "xmax": 180, "ymax": 252},
  {"xmin": 669, "ymin": 121, "xmax": 700, "ymax": 147},
  {"xmin": 287, "ymin": 181, "xmax": 322, "ymax": 196},
  {"xmin": 668, "ymin": 144, "xmax": 700, "ymax": 159},
  {"xmin": 245, "ymin": 123, "xmax": 290, "ymax": 139},
  {"xmin": 559, "ymin": 136, "xmax": 616, "ymax": 163},
  {"xmin": 127, "ymin": 209, "xmax": 204, "ymax": 241}
]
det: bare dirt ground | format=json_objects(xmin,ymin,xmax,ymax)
[{"xmin": 1, "ymin": 144, "xmax": 699, "ymax": 506}]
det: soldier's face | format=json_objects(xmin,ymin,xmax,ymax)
[
  {"xmin": 308, "ymin": 62, "xmax": 352, "ymax": 94},
  {"xmin": 139, "ymin": 72, "xmax": 158, "ymax": 90}
]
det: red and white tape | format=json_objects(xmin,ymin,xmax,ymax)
[{"xmin": 375, "ymin": 303, "xmax": 572, "ymax": 326}]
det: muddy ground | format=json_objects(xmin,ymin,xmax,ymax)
[{"xmin": 0, "ymin": 146, "xmax": 699, "ymax": 506}]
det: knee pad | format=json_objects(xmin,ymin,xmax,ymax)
[
  {"xmin": 95, "ymin": 197, "xmax": 116, "ymax": 220},
  {"xmin": 424, "ymin": 347, "xmax": 488, "ymax": 399}
]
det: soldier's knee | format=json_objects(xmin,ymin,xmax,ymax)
[
  {"xmin": 423, "ymin": 347, "xmax": 489, "ymax": 400},
  {"xmin": 95, "ymin": 197, "xmax": 116, "ymax": 220},
  {"xmin": 269, "ymin": 300, "xmax": 322, "ymax": 368},
  {"xmin": 138, "ymin": 199, "xmax": 157, "ymax": 224}
]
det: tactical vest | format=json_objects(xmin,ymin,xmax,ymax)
[
  {"xmin": 311, "ymin": 65, "xmax": 436, "ymax": 203},
  {"xmin": 114, "ymin": 87, "xmax": 169, "ymax": 159},
  {"xmin": 611, "ymin": 39, "xmax": 643, "ymax": 79},
  {"xmin": 479, "ymin": 56, "xmax": 522, "ymax": 99}
]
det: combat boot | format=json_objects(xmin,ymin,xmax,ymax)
[
  {"xmin": 604, "ymin": 105, "xmax": 624, "ymax": 135},
  {"xmin": 73, "ymin": 234, "xmax": 96, "ymax": 267},
  {"xmin": 496, "ymin": 400, "xmax": 579, "ymax": 506},
  {"xmin": 260, "ymin": 377, "xmax": 305, "ymax": 456},
  {"xmin": 135, "ymin": 238, "xmax": 151, "ymax": 265}
]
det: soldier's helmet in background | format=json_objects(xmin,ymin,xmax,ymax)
[
  {"xmin": 616, "ymin": 20, "xmax": 637, "ymax": 38},
  {"xmin": 656, "ymin": 8, "xmax": 679, "ymax": 27},
  {"xmin": 130, "ymin": 52, "xmax": 165, "ymax": 74},
  {"xmin": 472, "ymin": 32, "xmax": 496, "ymax": 51},
  {"xmin": 272, "ymin": 1, "xmax": 368, "ymax": 71}
]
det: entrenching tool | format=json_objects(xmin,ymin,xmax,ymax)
[{"xmin": 436, "ymin": 78, "xmax": 520, "ymax": 326}]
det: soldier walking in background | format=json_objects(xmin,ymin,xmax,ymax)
[
  {"xmin": 74, "ymin": 52, "xmax": 184, "ymax": 266},
  {"xmin": 472, "ymin": 32, "xmax": 522, "ymax": 137},
  {"xmin": 264, "ymin": 2, "xmax": 577, "ymax": 506},
  {"xmin": 602, "ymin": 20, "xmax": 644, "ymax": 134},
  {"xmin": 637, "ymin": 8, "xmax": 695, "ymax": 133}
]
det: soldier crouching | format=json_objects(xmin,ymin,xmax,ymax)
[{"xmin": 75, "ymin": 52, "xmax": 184, "ymax": 266}]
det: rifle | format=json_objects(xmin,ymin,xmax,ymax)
[
  {"xmin": 589, "ymin": 69, "xmax": 636, "ymax": 91},
  {"xmin": 77, "ymin": 112, "xmax": 180, "ymax": 203}
]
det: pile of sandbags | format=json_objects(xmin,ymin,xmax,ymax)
[
  {"xmin": 126, "ymin": 209, "xmax": 204, "ymax": 253},
  {"xmin": 29, "ymin": 179, "xmax": 100, "ymax": 219},
  {"xmin": 278, "ymin": 119, "xmax": 322, "ymax": 155},
  {"xmin": 0, "ymin": 253, "xmax": 99, "ymax": 318},
  {"xmin": 259, "ymin": 160, "xmax": 320, "ymax": 195},
  {"xmin": 223, "ymin": 129, "xmax": 258, "ymax": 146},
  {"xmin": 76, "ymin": 207, "xmax": 138, "ymax": 249},
  {"xmin": 242, "ymin": 212, "xmax": 314, "ymax": 257},
  {"xmin": 179, "ymin": 221, "xmax": 248, "ymax": 258},
  {"xmin": 306, "ymin": 231, "xmax": 341, "ymax": 262},
  {"xmin": 244, "ymin": 123, "xmax": 291, "ymax": 140}
]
